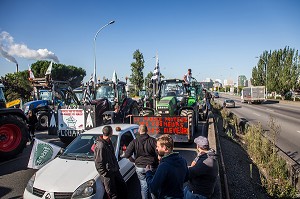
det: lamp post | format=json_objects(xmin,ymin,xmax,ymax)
[
  {"xmin": 93, "ymin": 20, "xmax": 115, "ymax": 93},
  {"xmin": 256, "ymin": 57, "xmax": 267, "ymax": 99}
]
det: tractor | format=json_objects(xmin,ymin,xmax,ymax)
[
  {"xmin": 136, "ymin": 78, "xmax": 204, "ymax": 143},
  {"xmin": 0, "ymin": 83, "xmax": 29, "ymax": 159},
  {"xmin": 56, "ymin": 77, "xmax": 140, "ymax": 144},
  {"xmin": 23, "ymin": 77, "xmax": 80, "ymax": 131}
]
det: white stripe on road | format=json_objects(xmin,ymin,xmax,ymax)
[
  {"xmin": 297, "ymin": 131, "xmax": 300, "ymax": 134},
  {"xmin": 266, "ymin": 109, "xmax": 274, "ymax": 112},
  {"xmin": 252, "ymin": 112, "xmax": 261, "ymax": 116}
]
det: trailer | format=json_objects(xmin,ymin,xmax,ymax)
[{"xmin": 241, "ymin": 86, "xmax": 265, "ymax": 104}]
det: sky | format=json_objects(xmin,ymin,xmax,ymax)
[{"xmin": 1, "ymin": 0, "xmax": 300, "ymax": 84}]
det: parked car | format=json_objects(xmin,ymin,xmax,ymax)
[
  {"xmin": 223, "ymin": 99, "xmax": 235, "ymax": 108},
  {"xmin": 23, "ymin": 123, "xmax": 139, "ymax": 199}
]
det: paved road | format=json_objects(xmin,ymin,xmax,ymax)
[
  {"xmin": 215, "ymin": 93, "xmax": 300, "ymax": 164},
  {"xmin": 0, "ymin": 122, "xmax": 206, "ymax": 199}
]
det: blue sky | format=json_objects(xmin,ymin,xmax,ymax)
[{"xmin": 1, "ymin": 0, "xmax": 299, "ymax": 84}]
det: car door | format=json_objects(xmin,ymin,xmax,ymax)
[{"xmin": 117, "ymin": 130, "xmax": 136, "ymax": 181}]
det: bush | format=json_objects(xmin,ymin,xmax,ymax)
[{"xmin": 214, "ymin": 102, "xmax": 298, "ymax": 198}]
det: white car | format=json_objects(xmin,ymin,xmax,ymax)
[{"xmin": 24, "ymin": 123, "xmax": 139, "ymax": 199}]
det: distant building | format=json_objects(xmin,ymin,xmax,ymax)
[{"xmin": 201, "ymin": 78, "xmax": 214, "ymax": 90}]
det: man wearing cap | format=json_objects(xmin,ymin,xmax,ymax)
[
  {"xmin": 184, "ymin": 136, "xmax": 218, "ymax": 199},
  {"xmin": 94, "ymin": 125, "xmax": 127, "ymax": 199}
]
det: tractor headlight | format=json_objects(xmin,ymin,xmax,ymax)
[{"xmin": 72, "ymin": 179, "xmax": 96, "ymax": 198}]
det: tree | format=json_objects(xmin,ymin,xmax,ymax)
[
  {"xmin": 129, "ymin": 50, "xmax": 145, "ymax": 95},
  {"xmin": 1, "ymin": 60, "xmax": 86, "ymax": 102},
  {"xmin": 1, "ymin": 71, "xmax": 32, "ymax": 102},
  {"xmin": 252, "ymin": 47, "xmax": 300, "ymax": 98},
  {"xmin": 31, "ymin": 60, "xmax": 86, "ymax": 88}
]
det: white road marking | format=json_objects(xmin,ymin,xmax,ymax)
[
  {"xmin": 297, "ymin": 131, "xmax": 300, "ymax": 134},
  {"xmin": 266, "ymin": 109, "xmax": 274, "ymax": 112},
  {"xmin": 252, "ymin": 112, "xmax": 261, "ymax": 116},
  {"xmin": 272, "ymin": 105, "xmax": 281, "ymax": 108}
]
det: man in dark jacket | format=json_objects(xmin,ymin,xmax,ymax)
[
  {"xmin": 94, "ymin": 125, "xmax": 127, "ymax": 199},
  {"xmin": 27, "ymin": 110, "xmax": 38, "ymax": 141},
  {"xmin": 145, "ymin": 134, "xmax": 188, "ymax": 199},
  {"xmin": 184, "ymin": 136, "xmax": 218, "ymax": 199},
  {"xmin": 124, "ymin": 124, "xmax": 158, "ymax": 199}
]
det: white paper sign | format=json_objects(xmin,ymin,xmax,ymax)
[
  {"xmin": 28, "ymin": 139, "xmax": 61, "ymax": 169},
  {"xmin": 58, "ymin": 109, "xmax": 85, "ymax": 130}
]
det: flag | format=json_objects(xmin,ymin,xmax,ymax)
[
  {"xmin": 112, "ymin": 70, "xmax": 118, "ymax": 84},
  {"xmin": 28, "ymin": 65, "xmax": 35, "ymax": 81},
  {"xmin": 82, "ymin": 74, "xmax": 93, "ymax": 104},
  {"xmin": 151, "ymin": 54, "xmax": 160, "ymax": 83},
  {"xmin": 28, "ymin": 139, "xmax": 61, "ymax": 169},
  {"xmin": 45, "ymin": 61, "xmax": 53, "ymax": 75}
]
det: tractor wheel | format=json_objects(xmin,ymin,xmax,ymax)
[
  {"xmin": 180, "ymin": 109, "xmax": 195, "ymax": 143},
  {"xmin": 37, "ymin": 111, "xmax": 49, "ymax": 130},
  {"xmin": 0, "ymin": 114, "xmax": 28, "ymax": 159}
]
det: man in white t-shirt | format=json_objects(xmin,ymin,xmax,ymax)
[{"xmin": 183, "ymin": 69, "xmax": 192, "ymax": 85}]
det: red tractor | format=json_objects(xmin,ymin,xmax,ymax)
[{"xmin": 0, "ymin": 83, "xmax": 29, "ymax": 159}]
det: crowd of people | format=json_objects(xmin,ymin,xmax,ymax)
[{"xmin": 93, "ymin": 124, "xmax": 218, "ymax": 199}]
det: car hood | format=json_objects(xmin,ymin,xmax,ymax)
[{"xmin": 34, "ymin": 157, "xmax": 98, "ymax": 192}]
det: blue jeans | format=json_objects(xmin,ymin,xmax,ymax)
[
  {"xmin": 136, "ymin": 167, "xmax": 156, "ymax": 199},
  {"xmin": 184, "ymin": 186, "xmax": 207, "ymax": 199}
]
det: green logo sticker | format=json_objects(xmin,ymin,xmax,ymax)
[{"xmin": 34, "ymin": 143, "xmax": 54, "ymax": 166}]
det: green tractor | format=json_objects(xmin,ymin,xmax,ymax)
[{"xmin": 138, "ymin": 78, "xmax": 204, "ymax": 143}]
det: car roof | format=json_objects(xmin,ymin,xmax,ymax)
[{"xmin": 83, "ymin": 123, "xmax": 139, "ymax": 135}]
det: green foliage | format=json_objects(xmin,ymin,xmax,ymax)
[
  {"xmin": 129, "ymin": 50, "xmax": 145, "ymax": 92},
  {"xmin": 217, "ymin": 104, "xmax": 298, "ymax": 198},
  {"xmin": 32, "ymin": 60, "xmax": 86, "ymax": 88},
  {"xmin": 1, "ymin": 71, "xmax": 32, "ymax": 102},
  {"xmin": 243, "ymin": 119, "xmax": 297, "ymax": 198},
  {"xmin": 1, "ymin": 60, "xmax": 86, "ymax": 102},
  {"xmin": 252, "ymin": 47, "xmax": 300, "ymax": 97}
]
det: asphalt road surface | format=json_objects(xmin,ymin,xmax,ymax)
[
  {"xmin": 215, "ymin": 93, "xmax": 300, "ymax": 164},
  {"xmin": 0, "ymin": 121, "xmax": 206, "ymax": 199}
]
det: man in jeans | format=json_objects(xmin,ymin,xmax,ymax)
[
  {"xmin": 124, "ymin": 124, "xmax": 158, "ymax": 199},
  {"xmin": 94, "ymin": 125, "xmax": 127, "ymax": 199}
]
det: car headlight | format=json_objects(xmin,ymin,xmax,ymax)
[
  {"xmin": 26, "ymin": 173, "xmax": 36, "ymax": 193},
  {"xmin": 72, "ymin": 179, "xmax": 96, "ymax": 199}
]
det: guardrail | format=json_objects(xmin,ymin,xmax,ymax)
[{"xmin": 207, "ymin": 111, "xmax": 229, "ymax": 199}]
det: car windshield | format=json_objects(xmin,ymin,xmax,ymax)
[
  {"xmin": 226, "ymin": 100, "xmax": 234, "ymax": 103},
  {"xmin": 161, "ymin": 82, "xmax": 186, "ymax": 97},
  {"xmin": 60, "ymin": 134, "xmax": 118, "ymax": 161},
  {"xmin": 96, "ymin": 85, "xmax": 114, "ymax": 99}
]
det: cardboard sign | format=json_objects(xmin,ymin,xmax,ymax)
[{"xmin": 133, "ymin": 116, "xmax": 189, "ymax": 135}]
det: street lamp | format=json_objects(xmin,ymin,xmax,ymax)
[
  {"xmin": 255, "ymin": 57, "xmax": 267, "ymax": 99},
  {"xmin": 93, "ymin": 20, "xmax": 115, "ymax": 93}
]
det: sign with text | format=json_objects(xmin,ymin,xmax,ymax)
[
  {"xmin": 133, "ymin": 116, "xmax": 189, "ymax": 135},
  {"xmin": 58, "ymin": 109, "xmax": 84, "ymax": 130}
]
